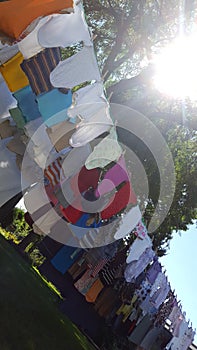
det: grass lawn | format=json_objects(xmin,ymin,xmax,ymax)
[{"xmin": 0, "ymin": 234, "xmax": 95, "ymax": 350}]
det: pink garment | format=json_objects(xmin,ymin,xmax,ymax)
[{"xmin": 95, "ymin": 155, "xmax": 130, "ymax": 197}]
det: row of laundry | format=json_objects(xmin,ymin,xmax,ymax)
[
  {"xmin": 0, "ymin": 0, "xmax": 142, "ymax": 246},
  {"xmin": 0, "ymin": 1, "xmax": 195, "ymax": 347},
  {"xmin": 39, "ymin": 220, "xmax": 195, "ymax": 350}
]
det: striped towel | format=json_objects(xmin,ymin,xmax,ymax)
[
  {"xmin": 91, "ymin": 257, "xmax": 110, "ymax": 278},
  {"xmin": 44, "ymin": 157, "xmax": 64, "ymax": 187}
]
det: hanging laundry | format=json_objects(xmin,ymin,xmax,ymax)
[
  {"xmin": 126, "ymin": 235, "xmax": 152, "ymax": 264},
  {"xmin": 19, "ymin": 152, "xmax": 43, "ymax": 185},
  {"xmin": 85, "ymin": 127, "xmax": 122, "ymax": 170},
  {"xmin": 61, "ymin": 143, "xmax": 92, "ymax": 179},
  {"xmin": 9, "ymin": 108, "xmax": 26, "ymax": 130},
  {"xmin": 0, "ymin": 76, "xmax": 17, "ymax": 121},
  {"xmin": 0, "ymin": 44, "xmax": 19, "ymax": 65},
  {"xmin": 100, "ymin": 182, "xmax": 135, "ymax": 220},
  {"xmin": 94, "ymin": 155, "xmax": 130, "ymax": 197},
  {"xmin": 68, "ymin": 82, "xmax": 106, "ymax": 112},
  {"xmin": 68, "ymin": 84, "xmax": 107, "ymax": 121},
  {"xmin": 114, "ymin": 205, "xmax": 142, "ymax": 240},
  {"xmin": 150, "ymin": 279, "xmax": 170, "ymax": 309},
  {"xmin": 0, "ymin": 120, "xmax": 17, "ymax": 139},
  {"xmin": 36, "ymin": 89, "xmax": 72, "ymax": 126},
  {"xmin": 38, "ymin": 2, "xmax": 92, "ymax": 48},
  {"xmin": 133, "ymin": 219, "xmax": 149, "ymax": 239},
  {"xmin": 18, "ymin": 17, "xmax": 50, "ymax": 59},
  {"xmin": 46, "ymin": 119, "xmax": 77, "ymax": 152},
  {"xmin": 6, "ymin": 133, "xmax": 26, "ymax": 156},
  {"xmin": 166, "ymin": 318, "xmax": 190, "ymax": 350},
  {"xmin": 21, "ymin": 48, "xmax": 61, "ymax": 95},
  {"xmin": 146, "ymin": 256, "xmax": 162, "ymax": 284},
  {"xmin": 33, "ymin": 207, "xmax": 63, "ymax": 235},
  {"xmin": 24, "ymin": 117, "xmax": 58, "ymax": 169},
  {"xmin": 24, "ymin": 182, "xmax": 51, "ymax": 215},
  {"xmin": 50, "ymin": 46, "xmax": 101, "ymax": 89},
  {"xmin": 0, "ymin": 0, "xmax": 74, "ymax": 40},
  {"xmin": 69, "ymin": 104, "xmax": 113, "ymax": 147},
  {"xmin": 51, "ymin": 245, "xmax": 82, "ymax": 274},
  {"xmin": 13, "ymin": 85, "xmax": 41, "ymax": 122},
  {"xmin": 124, "ymin": 247, "xmax": 155, "ymax": 282},
  {"xmin": 0, "ymin": 138, "xmax": 22, "ymax": 207},
  {"xmin": 44, "ymin": 157, "xmax": 64, "ymax": 188},
  {"xmin": 85, "ymin": 278, "xmax": 104, "ymax": 303},
  {"xmin": 0, "ymin": 52, "xmax": 29, "ymax": 92}
]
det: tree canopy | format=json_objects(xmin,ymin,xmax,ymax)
[{"xmin": 84, "ymin": 0, "xmax": 197, "ymax": 254}]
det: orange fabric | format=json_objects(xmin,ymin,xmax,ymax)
[
  {"xmin": 85, "ymin": 278, "xmax": 104, "ymax": 303},
  {"xmin": 0, "ymin": 0, "xmax": 73, "ymax": 39},
  {"xmin": 0, "ymin": 52, "xmax": 29, "ymax": 92}
]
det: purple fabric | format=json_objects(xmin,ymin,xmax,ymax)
[
  {"xmin": 95, "ymin": 155, "xmax": 129, "ymax": 197},
  {"xmin": 146, "ymin": 258, "xmax": 162, "ymax": 284}
]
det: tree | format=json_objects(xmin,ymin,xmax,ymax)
[{"xmin": 83, "ymin": 0, "xmax": 197, "ymax": 254}]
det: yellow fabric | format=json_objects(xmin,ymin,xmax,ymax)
[
  {"xmin": 0, "ymin": 52, "xmax": 28, "ymax": 92},
  {"xmin": 116, "ymin": 294, "xmax": 138, "ymax": 322},
  {"xmin": 0, "ymin": 0, "xmax": 73, "ymax": 39}
]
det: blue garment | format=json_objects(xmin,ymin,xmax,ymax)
[
  {"xmin": 69, "ymin": 223, "xmax": 90, "ymax": 240},
  {"xmin": 36, "ymin": 89, "xmax": 72, "ymax": 127},
  {"xmin": 13, "ymin": 85, "xmax": 41, "ymax": 122},
  {"xmin": 75, "ymin": 213, "xmax": 102, "ymax": 229},
  {"xmin": 51, "ymin": 245, "xmax": 82, "ymax": 274}
]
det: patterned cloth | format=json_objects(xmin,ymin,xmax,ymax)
[
  {"xmin": 44, "ymin": 157, "xmax": 64, "ymax": 188},
  {"xmin": 21, "ymin": 48, "xmax": 61, "ymax": 95}
]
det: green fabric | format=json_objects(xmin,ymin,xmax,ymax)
[
  {"xmin": 9, "ymin": 107, "xmax": 26, "ymax": 129},
  {"xmin": 85, "ymin": 127, "xmax": 122, "ymax": 170}
]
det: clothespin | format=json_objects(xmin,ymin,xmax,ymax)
[
  {"xmin": 101, "ymin": 70, "xmax": 109, "ymax": 81},
  {"xmin": 92, "ymin": 34, "xmax": 97, "ymax": 41},
  {"xmin": 108, "ymin": 91, "xmax": 114, "ymax": 101}
]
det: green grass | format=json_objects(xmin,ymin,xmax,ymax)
[{"xmin": 0, "ymin": 234, "xmax": 95, "ymax": 350}]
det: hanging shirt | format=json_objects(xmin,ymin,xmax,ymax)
[
  {"xmin": 36, "ymin": 89, "xmax": 72, "ymax": 126},
  {"xmin": 24, "ymin": 117, "xmax": 58, "ymax": 169},
  {"xmin": 0, "ymin": 138, "xmax": 22, "ymax": 207},
  {"xmin": 46, "ymin": 119, "xmax": 76, "ymax": 152},
  {"xmin": 114, "ymin": 205, "xmax": 142, "ymax": 240},
  {"xmin": 126, "ymin": 235, "xmax": 152, "ymax": 264},
  {"xmin": 100, "ymin": 182, "xmax": 136, "ymax": 220},
  {"xmin": 13, "ymin": 85, "xmax": 41, "ymax": 122},
  {"xmin": 61, "ymin": 143, "xmax": 91, "ymax": 179},
  {"xmin": 0, "ymin": 0, "xmax": 74, "ymax": 39},
  {"xmin": 50, "ymin": 46, "xmax": 101, "ymax": 89},
  {"xmin": 21, "ymin": 47, "xmax": 61, "ymax": 95},
  {"xmin": 124, "ymin": 247, "xmax": 155, "ymax": 282},
  {"xmin": 85, "ymin": 127, "xmax": 123, "ymax": 170},
  {"xmin": 0, "ymin": 52, "xmax": 29, "ymax": 92},
  {"xmin": 24, "ymin": 182, "xmax": 50, "ymax": 215},
  {"xmin": 95, "ymin": 155, "xmax": 130, "ymax": 196},
  {"xmin": 68, "ymin": 83, "xmax": 107, "ymax": 121},
  {"xmin": 18, "ymin": 17, "xmax": 50, "ymax": 59},
  {"xmin": 9, "ymin": 107, "xmax": 26, "ymax": 129},
  {"xmin": 38, "ymin": 2, "xmax": 92, "ymax": 48},
  {"xmin": 69, "ymin": 104, "xmax": 113, "ymax": 147},
  {"xmin": 51, "ymin": 245, "xmax": 82, "ymax": 274},
  {"xmin": 146, "ymin": 256, "xmax": 162, "ymax": 284}
]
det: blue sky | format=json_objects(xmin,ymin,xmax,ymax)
[{"xmin": 161, "ymin": 223, "xmax": 197, "ymax": 344}]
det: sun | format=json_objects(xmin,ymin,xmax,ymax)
[{"xmin": 153, "ymin": 34, "xmax": 197, "ymax": 100}]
